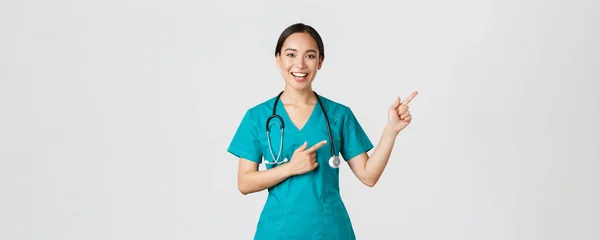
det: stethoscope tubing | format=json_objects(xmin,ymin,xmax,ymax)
[{"xmin": 265, "ymin": 91, "xmax": 336, "ymax": 165}]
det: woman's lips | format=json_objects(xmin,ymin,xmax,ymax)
[{"xmin": 291, "ymin": 72, "xmax": 308, "ymax": 82}]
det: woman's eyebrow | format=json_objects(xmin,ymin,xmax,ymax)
[{"xmin": 284, "ymin": 48, "xmax": 317, "ymax": 53}]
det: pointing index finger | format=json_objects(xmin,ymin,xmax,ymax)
[
  {"xmin": 306, "ymin": 140, "xmax": 327, "ymax": 153},
  {"xmin": 401, "ymin": 91, "xmax": 418, "ymax": 105}
]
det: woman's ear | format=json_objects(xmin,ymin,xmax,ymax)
[
  {"xmin": 317, "ymin": 56, "xmax": 324, "ymax": 70},
  {"xmin": 275, "ymin": 53, "xmax": 281, "ymax": 68}
]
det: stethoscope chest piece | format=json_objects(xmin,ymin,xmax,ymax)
[{"xmin": 329, "ymin": 156, "xmax": 341, "ymax": 169}]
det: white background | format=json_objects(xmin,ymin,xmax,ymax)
[{"xmin": 1, "ymin": 0, "xmax": 599, "ymax": 239}]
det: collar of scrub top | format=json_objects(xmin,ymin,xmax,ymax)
[{"xmin": 264, "ymin": 90, "xmax": 341, "ymax": 168}]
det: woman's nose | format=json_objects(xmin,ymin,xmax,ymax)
[{"xmin": 294, "ymin": 56, "xmax": 306, "ymax": 68}]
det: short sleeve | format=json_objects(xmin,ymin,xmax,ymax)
[
  {"xmin": 227, "ymin": 109, "xmax": 263, "ymax": 163},
  {"xmin": 340, "ymin": 107, "xmax": 374, "ymax": 161}
]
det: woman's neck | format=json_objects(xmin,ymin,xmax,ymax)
[{"xmin": 281, "ymin": 85, "xmax": 315, "ymax": 105}]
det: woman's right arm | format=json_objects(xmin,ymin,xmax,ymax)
[
  {"xmin": 237, "ymin": 158, "xmax": 293, "ymax": 195},
  {"xmin": 237, "ymin": 140, "xmax": 327, "ymax": 195}
]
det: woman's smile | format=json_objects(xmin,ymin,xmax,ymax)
[{"xmin": 291, "ymin": 72, "xmax": 309, "ymax": 82}]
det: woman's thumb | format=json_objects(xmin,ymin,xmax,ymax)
[{"xmin": 391, "ymin": 96, "xmax": 401, "ymax": 110}]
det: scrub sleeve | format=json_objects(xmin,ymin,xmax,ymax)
[
  {"xmin": 227, "ymin": 109, "xmax": 262, "ymax": 163},
  {"xmin": 340, "ymin": 107, "xmax": 374, "ymax": 161}
]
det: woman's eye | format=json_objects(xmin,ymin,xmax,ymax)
[
  {"xmin": 307, "ymin": 55, "xmax": 316, "ymax": 59},
  {"xmin": 286, "ymin": 53, "xmax": 295, "ymax": 57}
]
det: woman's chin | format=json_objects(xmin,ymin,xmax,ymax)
[
  {"xmin": 285, "ymin": 79, "xmax": 312, "ymax": 90},
  {"xmin": 290, "ymin": 82, "xmax": 311, "ymax": 91}
]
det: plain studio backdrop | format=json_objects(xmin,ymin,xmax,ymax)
[{"xmin": 1, "ymin": 0, "xmax": 599, "ymax": 239}]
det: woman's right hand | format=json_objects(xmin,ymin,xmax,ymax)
[{"xmin": 285, "ymin": 140, "xmax": 327, "ymax": 176}]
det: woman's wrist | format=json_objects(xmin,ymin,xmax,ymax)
[
  {"xmin": 384, "ymin": 124, "xmax": 401, "ymax": 137},
  {"xmin": 280, "ymin": 163, "xmax": 295, "ymax": 177}
]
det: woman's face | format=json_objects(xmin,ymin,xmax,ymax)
[{"xmin": 276, "ymin": 32, "xmax": 323, "ymax": 91}]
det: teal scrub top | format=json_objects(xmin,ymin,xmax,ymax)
[{"xmin": 227, "ymin": 94, "xmax": 374, "ymax": 240}]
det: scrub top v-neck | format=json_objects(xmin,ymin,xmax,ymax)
[
  {"xmin": 228, "ymin": 94, "xmax": 374, "ymax": 240},
  {"xmin": 276, "ymin": 96, "xmax": 319, "ymax": 133}
]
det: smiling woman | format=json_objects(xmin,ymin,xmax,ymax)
[
  {"xmin": 227, "ymin": 23, "xmax": 418, "ymax": 240},
  {"xmin": 274, "ymin": 23, "xmax": 324, "ymax": 89}
]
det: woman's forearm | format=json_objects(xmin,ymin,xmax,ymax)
[
  {"xmin": 238, "ymin": 164, "xmax": 293, "ymax": 195},
  {"xmin": 364, "ymin": 124, "xmax": 400, "ymax": 184}
]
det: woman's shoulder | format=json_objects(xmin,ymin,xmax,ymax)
[
  {"xmin": 240, "ymin": 95, "xmax": 278, "ymax": 122},
  {"xmin": 316, "ymin": 94, "xmax": 352, "ymax": 118},
  {"xmin": 318, "ymin": 95, "xmax": 346, "ymax": 106},
  {"xmin": 241, "ymin": 93, "xmax": 353, "ymax": 120}
]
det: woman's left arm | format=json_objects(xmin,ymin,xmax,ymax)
[{"xmin": 347, "ymin": 91, "xmax": 418, "ymax": 187}]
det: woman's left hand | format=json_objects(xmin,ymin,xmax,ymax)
[{"xmin": 388, "ymin": 91, "xmax": 418, "ymax": 133}]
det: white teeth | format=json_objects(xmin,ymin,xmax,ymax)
[{"xmin": 292, "ymin": 72, "xmax": 308, "ymax": 77}]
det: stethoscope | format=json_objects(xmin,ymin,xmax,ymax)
[{"xmin": 265, "ymin": 91, "xmax": 341, "ymax": 169}]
